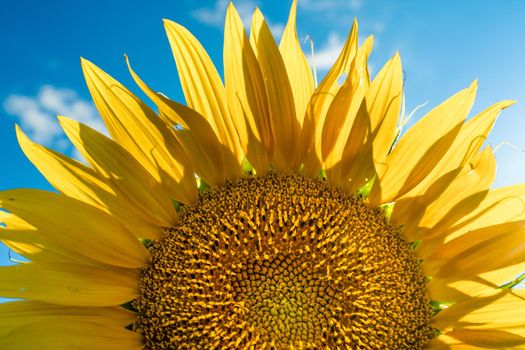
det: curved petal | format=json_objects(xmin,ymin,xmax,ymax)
[
  {"xmin": 81, "ymin": 58, "xmax": 198, "ymax": 205},
  {"xmin": 302, "ymin": 20, "xmax": 359, "ymax": 175},
  {"xmin": 16, "ymin": 127, "xmax": 162, "ymax": 238},
  {"xmin": 126, "ymin": 60, "xmax": 238, "ymax": 185},
  {"xmin": 433, "ymin": 290, "xmax": 525, "ymax": 343},
  {"xmin": 395, "ymin": 146, "xmax": 496, "ymax": 242},
  {"xmin": 429, "ymin": 221, "xmax": 525, "ymax": 281},
  {"xmin": 322, "ymin": 36, "xmax": 373, "ymax": 187},
  {"xmin": 224, "ymin": 3, "xmax": 272, "ymax": 173},
  {"xmin": 60, "ymin": 117, "xmax": 177, "ymax": 227},
  {"xmin": 403, "ymin": 100, "xmax": 514, "ymax": 199},
  {"xmin": 0, "ymin": 321, "xmax": 143, "ymax": 350},
  {"xmin": 279, "ymin": 0, "xmax": 314, "ymax": 130},
  {"xmin": 250, "ymin": 8, "xmax": 300, "ymax": 171},
  {"xmin": 164, "ymin": 19, "xmax": 244, "ymax": 165},
  {"xmin": 0, "ymin": 189, "xmax": 149, "ymax": 268},
  {"xmin": 369, "ymin": 81, "xmax": 478, "ymax": 205},
  {"xmin": 0, "ymin": 301, "xmax": 135, "ymax": 338},
  {"xmin": 0, "ymin": 262, "xmax": 138, "ymax": 306},
  {"xmin": 341, "ymin": 53, "xmax": 402, "ymax": 192},
  {"xmin": 442, "ymin": 183, "xmax": 525, "ymax": 242}
]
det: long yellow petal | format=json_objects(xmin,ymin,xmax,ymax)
[
  {"xmin": 126, "ymin": 60, "xmax": 238, "ymax": 185},
  {"xmin": 302, "ymin": 20, "xmax": 359, "ymax": 175},
  {"xmin": 424, "ymin": 220, "xmax": 524, "ymax": 277},
  {"xmin": 224, "ymin": 3, "xmax": 272, "ymax": 173},
  {"xmin": 434, "ymin": 290, "xmax": 525, "ymax": 331},
  {"xmin": 17, "ymin": 127, "xmax": 163, "ymax": 238},
  {"xmin": 367, "ymin": 53, "xmax": 403, "ymax": 158},
  {"xmin": 446, "ymin": 329, "xmax": 525, "ymax": 349},
  {"xmin": 402, "ymin": 100, "xmax": 515, "ymax": 199},
  {"xmin": 0, "ymin": 189, "xmax": 149, "ymax": 268},
  {"xmin": 322, "ymin": 36, "xmax": 373, "ymax": 187},
  {"xmin": 431, "ymin": 221, "xmax": 525, "ymax": 281},
  {"xmin": 327, "ymin": 54, "xmax": 403, "ymax": 193},
  {"xmin": 440, "ymin": 183, "xmax": 525, "ymax": 243},
  {"xmin": 395, "ymin": 147, "xmax": 495, "ymax": 242},
  {"xmin": 1, "ymin": 226, "xmax": 100, "ymax": 265},
  {"xmin": 0, "ymin": 321, "xmax": 143, "ymax": 350},
  {"xmin": 164, "ymin": 19, "xmax": 244, "ymax": 165},
  {"xmin": 0, "ymin": 262, "xmax": 138, "ymax": 306},
  {"xmin": 369, "ymin": 81, "xmax": 478, "ymax": 205},
  {"xmin": 59, "ymin": 117, "xmax": 177, "ymax": 226},
  {"xmin": 0, "ymin": 301, "xmax": 135, "ymax": 338},
  {"xmin": 0, "ymin": 212, "xmax": 68, "ymax": 262},
  {"xmin": 250, "ymin": 8, "xmax": 300, "ymax": 171},
  {"xmin": 81, "ymin": 58, "xmax": 198, "ymax": 205},
  {"xmin": 279, "ymin": 0, "xmax": 314, "ymax": 130}
]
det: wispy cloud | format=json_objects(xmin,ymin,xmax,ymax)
[
  {"xmin": 313, "ymin": 32, "xmax": 344, "ymax": 71},
  {"xmin": 192, "ymin": 0, "xmax": 255, "ymax": 28},
  {"xmin": 191, "ymin": 0, "xmax": 285, "ymax": 38},
  {"xmin": 3, "ymin": 85, "xmax": 106, "ymax": 156}
]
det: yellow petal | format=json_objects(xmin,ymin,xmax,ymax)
[
  {"xmin": 224, "ymin": 3, "xmax": 272, "ymax": 173},
  {"xmin": 434, "ymin": 290, "xmax": 525, "ymax": 332},
  {"xmin": 250, "ymin": 8, "xmax": 300, "ymax": 171},
  {"xmin": 126, "ymin": 60, "xmax": 237, "ymax": 185},
  {"xmin": 16, "ymin": 126, "xmax": 162, "ymax": 238},
  {"xmin": 427, "ymin": 278, "xmax": 493, "ymax": 304},
  {"xmin": 0, "ymin": 189, "xmax": 149, "ymax": 268},
  {"xmin": 423, "ymin": 221, "xmax": 525, "ymax": 280},
  {"xmin": 0, "ymin": 301, "xmax": 135, "ymax": 338},
  {"xmin": 441, "ymin": 183, "xmax": 525, "ymax": 243},
  {"xmin": 431, "ymin": 221, "xmax": 525, "ymax": 281},
  {"xmin": 327, "ymin": 53, "xmax": 402, "ymax": 193},
  {"xmin": 442, "ymin": 329, "xmax": 525, "ymax": 349},
  {"xmin": 322, "ymin": 36, "xmax": 373, "ymax": 187},
  {"xmin": 0, "ymin": 262, "xmax": 138, "ymax": 306},
  {"xmin": 395, "ymin": 147, "xmax": 496, "ymax": 242},
  {"xmin": 302, "ymin": 20, "xmax": 359, "ymax": 176},
  {"xmin": 0, "ymin": 226, "xmax": 99, "ymax": 264},
  {"xmin": 81, "ymin": 58, "xmax": 198, "ymax": 205},
  {"xmin": 369, "ymin": 81, "xmax": 478, "ymax": 205},
  {"xmin": 352, "ymin": 53, "xmax": 403, "ymax": 175},
  {"xmin": 0, "ymin": 321, "xmax": 143, "ymax": 350},
  {"xmin": 0, "ymin": 212, "xmax": 67, "ymax": 262},
  {"xmin": 402, "ymin": 100, "xmax": 515, "ymax": 199},
  {"xmin": 279, "ymin": 0, "xmax": 314, "ymax": 130},
  {"xmin": 59, "ymin": 117, "xmax": 177, "ymax": 226},
  {"xmin": 164, "ymin": 19, "xmax": 244, "ymax": 165}
]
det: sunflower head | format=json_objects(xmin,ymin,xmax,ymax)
[{"xmin": 1, "ymin": 1, "xmax": 524, "ymax": 349}]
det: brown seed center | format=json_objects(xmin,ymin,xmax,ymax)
[{"xmin": 134, "ymin": 173, "xmax": 435, "ymax": 349}]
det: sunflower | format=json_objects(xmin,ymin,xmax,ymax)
[{"xmin": 1, "ymin": 1, "xmax": 524, "ymax": 349}]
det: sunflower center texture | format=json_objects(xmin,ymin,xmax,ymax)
[{"xmin": 134, "ymin": 173, "xmax": 435, "ymax": 349}]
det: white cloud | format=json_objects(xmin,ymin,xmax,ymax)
[
  {"xmin": 3, "ymin": 85, "xmax": 106, "ymax": 157},
  {"xmin": 313, "ymin": 32, "xmax": 344, "ymax": 71},
  {"xmin": 192, "ymin": 0, "xmax": 255, "ymax": 29},
  {"xmin": 191, "ymin": 0, "xmax": 284, "ymax": 38}
]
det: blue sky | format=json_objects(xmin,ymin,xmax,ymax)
[{"xmin": 0, "ymin": 0, "xmax": 524, "ymax": 272}]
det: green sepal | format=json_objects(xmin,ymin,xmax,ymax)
[
  {"xmin": 172, "ymin": 199, "xmax": 184, "ymax": 211},
  {"xmin": 380, "ymin": 201, "xmax": 395, "ymax": 222},
  {"xmin": 196, "ymin": 177, "xmax": 211, "ymax": 192},
  {"xmin": 430, "ymin": 300, "xmax": 453, "ymax": 315},
  {"xmin": 356, "ymin": 176, "xmax": 376, "ymax": 198},
  {"xmin": 410, "ymin": 239, "xmax": 421, "ymax": 250},
  {"xmin": 141, "ymin": 238, "xmax": 153, "ymax": 249},
  {"xmin": 242, "ymin": 157, "xmax": 255, "ymax": 175}
]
